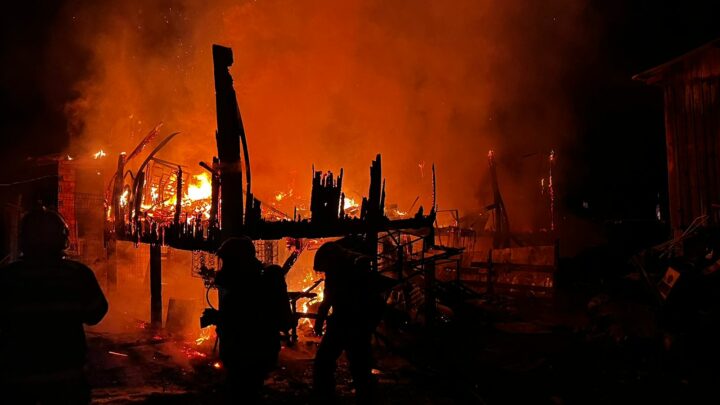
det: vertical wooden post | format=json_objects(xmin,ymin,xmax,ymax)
[
  {"xmin": 424, "ymin": 239, "xmax": 436, "ymax": 329},
  {"xmin": 106, "ymin": 240, "xmax": 117, "ymax": 292},
  {"xmin": 150, "ymin": 243, "xmax": 163, "ymax": 328},
  {"xmin": 213, "ymin": 45, "xmax": 244, "ymax": 238},
  {"xmin": 487, "ymin": 249, "xmax": 494, "ymax": 295}
]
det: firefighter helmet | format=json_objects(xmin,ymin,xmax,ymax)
[
  {"xmin": 313, "ymin": 241, "xmax": 345, "ymax": 273},
  {"xmin": 216, "ymin": 236, "xmax": 256, "ymax": 262},
  {"xmin": 19, "ymin": 205, "xmax": 70, "ymax": 257}
]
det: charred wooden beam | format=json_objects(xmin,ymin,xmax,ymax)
[
  {"xmin": 133, "ymin": 170, "xmax": 145, "ymax": 231},
  {"xmin": 174, "ymin": 166, "xmax": 183, "ymax": 227},
  {"xmin": 213, "ymin": 44, "xmax": 244, "ymax": 237},
  {"xmin": 210, "ymin": 157, "xmax": 220, "ymax": 237},
  {"xmin": 310, "ymin": 169, "xmax": 344, "ymax": 225},
  {"xmin": 113, "ymin": 153, "xmax": 126, "ymax": 236},
  {"xmin": 488, "ymin": 150, "xmax": 510, "ymax": 248}
]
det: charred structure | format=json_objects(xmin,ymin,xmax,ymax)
[{"xmin": 107, "ymin": 45, "xmax": 435, "ymax": 251}]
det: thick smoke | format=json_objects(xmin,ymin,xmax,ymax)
[{"xmin": 60, "ymin": 0, "xmax": 597, "ymax": 230}]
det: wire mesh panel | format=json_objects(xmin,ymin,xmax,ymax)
[{"xmin": 254, "ymin": 240, "xmax": 278, "ymax": 265}]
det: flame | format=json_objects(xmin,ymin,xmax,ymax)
[
  {"xmin": 93, "ymin": 149, "xmax": 107, "ymax": 159},
  {"xmin": 150, "ymin": 186, "xmax": 159, "ymax": 203},
  {"xmin": 119, "ymin": 189, "xmax": 129, "ymax": 208},
  {"xmin": 131, "ymin": 171, "xmax": 213, "ymax": 224},
  {"xmin": 299, "ymin": 268, "xmax": 324, "ymax": 328},
  {"xmin": 274, "ymin": 189, "xmax": 293, "ymax": 203},
  {"xmin": 343, "ymin": 197, "xmax": 359, "ymax": 211},
  {"xmin": 187, "ymin": 173, "xmax": 212, "ymax": 201},
  {"xmin": 140, "ymin": 186, "xmax": 160, "ymax": 210},
  {"xmin": 196, "ymin": 326, "xmax": 215, "ymax": 346}
]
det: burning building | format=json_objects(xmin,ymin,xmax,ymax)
[{"xmin": 100, "ymin": 44, "xmax": 436, "ymax": 333}]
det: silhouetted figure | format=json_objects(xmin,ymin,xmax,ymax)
[
  {"xmin": 212, "ymin": 237, "xmax": 292, "ymax": 403},
  {"xmin": 312, "ymin": 241, "xmax": 385, "ymax": 404},
  {"xmin": 0, "ymin": 206, "xmax": 108, "ymax": 404}
]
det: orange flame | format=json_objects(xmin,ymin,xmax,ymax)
[
  {"xmin": 187, "ymin": 173, "xmax": 212, "ymax": 201},
  {"xmin": 119, "ymin": 189, "xmax": 129, "ymax": 208},
  {"xmin": 343, "ymin": 197, "xmax": 359, "ymax": 211}
]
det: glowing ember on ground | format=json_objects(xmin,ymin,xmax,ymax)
[
  {"xmin": 181, "ymin": 346, "xmax": 208, "ymax": 359},
  {"xmin": 213, "ymin": 361, "xmax": 222, "ymax": 369},
  {"xmin": 108, "ymin": 351, "xmax": 129, "ymax": 357}
]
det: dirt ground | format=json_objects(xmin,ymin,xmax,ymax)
[
  {"xmin": 83, "ymin": 283, "xmax": 719, "ymax": 405},
  {"xmin": 85, "ymin": 324, "xmax": 461, "ymax": 405}
]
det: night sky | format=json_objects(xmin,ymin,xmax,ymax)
[{"xmin": 2, "ymin": 0, "xmax": 720, "ymax": 223}]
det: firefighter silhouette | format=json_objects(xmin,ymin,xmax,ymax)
[
  {"xmin": 0, "ymin": 205, "xmax": 108, "ymax": 404},
  {"xmin": 211, "ymin": 236, "xmax": 292, "ymax": 403},
  {"xmin": 312, "ymin": 240, "xmax": 385, "ymax": 403}
]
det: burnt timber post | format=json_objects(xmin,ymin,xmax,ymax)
[
  {"xmin": 424, "ymin": 238, "xmax": 436, "ymax": 329},
  {"xmin": 488, "ymin": 151, "xmax": 510, "ymax": 248},
  {"xmin": 113, "ymin": 153, "xmax": 126, "ymax": 237},
  {"xmin": 150, "ymin": 242, "xmax": 162, "ymax": 327},
  {"xmin": 213, "ymin": 44, "xmax": 245, "ymax": 238}
]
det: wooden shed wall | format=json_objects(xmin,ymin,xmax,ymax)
[{"xmin": 661, "ymin": 48, "xmax": 720, "ymax": 230}]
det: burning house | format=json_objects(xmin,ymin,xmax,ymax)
[{"xmin": 100, "ymin": 44, "xmax": 437, "ymax": 334}]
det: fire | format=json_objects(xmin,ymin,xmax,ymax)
[
  {"xmin": 299, "ymin": 268, "xmax": 324, "ymax": 327},
  {"xmin": 141, "ymin": 186, "xmax": 161, "ymax": 211},
  {"xmin": 187, "ymin": 173, "xmax": 212, "ymax": 201},
  {"xmin": 274, "ymin": 189, "xmax": 294, "ymax": 203},
  {"xmin": 195, "ymin": 326, "xmax": 215, "ymax": 346},
  {"xmin": 119, "ymin": 189, "xmax": 129, "ymax": 208},
  {"xmin": 150, "ymin": 186, "xmax": 159, "ymax": 203},
  {"xmin": 93, "ymin": 149, "xmax": 107, "ymax": 159},
  {"xmin": 343, "ymin": 197, "xmax": 359, "ymax": 210}
]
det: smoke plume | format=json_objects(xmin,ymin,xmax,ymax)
[{"xmin": 59, "ymin": 0, "xmax": 598, "ymax": 230}]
